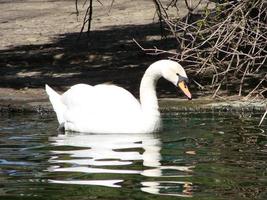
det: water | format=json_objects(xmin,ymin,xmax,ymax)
[{"xmin": 0, "ymin": 112, "xmax": 266, "ymax": 200}]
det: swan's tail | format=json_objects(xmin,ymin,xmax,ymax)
[{"xmin": 45, "ymin": 84, "xmax": 66, "ymax": 124}]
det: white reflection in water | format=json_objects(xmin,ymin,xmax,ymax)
[
  {"xmin": 48, "ymin": 132, "xmax": 194, "ymax": 196},
  {"xmin": 49, "ymin": 179, "xmax": 123, "ymax": 188},
  {"xmin": 141, "ymin": 181, "xmax": 193, "ymax": 197}
]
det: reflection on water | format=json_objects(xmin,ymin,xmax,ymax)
[
  {"xmin": 49, "ymin": 179, "xmax": 123, "ymax": 188},
  {"xmin": 0, "ymin": 112, "xmax": 266, "ymax": 200},
  {"xmin": 141, "ymin": 181, "xmax": 193, "ymax": 197},
  {"xmin": 48, "ymin": 132, "xmax": 194, "ymax": 197}
]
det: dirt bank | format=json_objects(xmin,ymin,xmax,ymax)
[
  {"xmin": 0, "ymin": 0, "xmax": 160, "ymax": 98},
  {"xmin": 0, "ymin": 0, "xmax": 266, "ymax": 114}
]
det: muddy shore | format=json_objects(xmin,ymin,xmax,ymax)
[{"xmin": 0, "ymin": 0, "xmax": 266, "ymax": 114}]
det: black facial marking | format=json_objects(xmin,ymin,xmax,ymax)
[{"xmin": 177, "ymin": 74, "xmax": 189, "ymax": 86}]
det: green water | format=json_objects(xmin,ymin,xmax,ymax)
[{"xmin": 0, "ymin": 112, "xmax": 266, "ymax": 200}]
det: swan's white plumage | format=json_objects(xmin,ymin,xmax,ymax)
[
  {"xmin": 46, "ymin": 60, "xmax": 190, "ymax": 133},
  {"xmin": 45, "ymin": 84, "xmax": 66, "ymax": 124}
]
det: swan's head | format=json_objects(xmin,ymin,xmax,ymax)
[{"xmin": 160, "ymin": 60, "xmax": 192, "ymax": 100}]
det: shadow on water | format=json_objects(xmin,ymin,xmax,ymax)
[{"xmin": 0, "ymin": 22, "xmax": 185, "ymax": 97}]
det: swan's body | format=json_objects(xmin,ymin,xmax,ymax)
[{"xmin": 46, "ymin": 60, "xmax": 191, "ymax": 133}]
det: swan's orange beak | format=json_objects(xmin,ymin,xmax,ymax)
[{"xmin": 178, "ymin": 81, "xmax": 192, "ymax": 100}]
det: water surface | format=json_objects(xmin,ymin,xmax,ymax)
[{"xmin": 0, "ymin": 112, "xmax": 266, "ymax": 200}]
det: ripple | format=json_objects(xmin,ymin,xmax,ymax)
[
  {"xmin": 49, "ymin": 179, "xmax": 123, "ymax": 188},
  {"xmin": 1, "ymin": 113, "xmax": 266, "ymax": 199},
  {"xmin": 0, "ymin": 159, "xmax": 34, "ymax": 166},
  {"xmin": 141, "ymin": 181, "xmax": 194, "ymax": 197}
]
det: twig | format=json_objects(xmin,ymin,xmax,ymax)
[
  {"xmin": 259, "ymin": 108, "xmax": 267, "ymax": 126},
  {"xmin": 192, "ymin": 79, "xmax": 204, "ymax": 89},
  {"xmin": 212, "ymin": 83, "xmax": 222, "ymax": 99},
  {"xmin": 132, "ymin": 38, "xmax": 177, "ymax": 56},
  {"xmin": 108, "ymin": 0, "xmax": 115, "ymax": 14},
  {"xmin": 87, "ymin": 0, "xmax": 93, "ymax": 35},
  {"xmin": 245, "ymin": 74, "xmax": 267, "ymax": 99},
  {"xmin": 75, "ymin": 0, "xmax": 79, "ymax": 16}
]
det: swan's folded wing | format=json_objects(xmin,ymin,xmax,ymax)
[
  {"xmin": 61, "ymin": 84, "xmax": 94, "ymax": 109},
  {"xmin": 61, "ymin": 84, "xmax": 143, "ymax": 133}
]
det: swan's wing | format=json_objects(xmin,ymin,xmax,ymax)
[
  {"xmin": 61, "ymin": 83, "xmax": 141, "ymax": 117},
  {"xmin": 93, "ymin": 84, "xmax": 141, "ymax": 112},
  {"xmin": 61, "ymin": 84, "xmax": 93, "ymax": 109},
  {"xmin": 60, "ymin": 83, "xmax": 143, "ymax": 132}
]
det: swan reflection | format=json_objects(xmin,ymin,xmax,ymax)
[
  {"xmin": 141, "ymin": 181, "xmax": 193, "ymax": 197},
  {"xmin": 48, "ymin": 132, "xmax": 194, "ymax": 196}
]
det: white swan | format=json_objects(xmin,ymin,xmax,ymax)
[{"xmin": 45, "ymin": 59, "xmax": 192, "ymax": 133}]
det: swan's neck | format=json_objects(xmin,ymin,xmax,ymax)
[{"xmin": 140, "ymin": 64, "xmax": 162, "ymax": 115}]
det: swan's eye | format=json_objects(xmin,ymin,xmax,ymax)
[{"xmin": 176, "ymin": 74, "xmax": 181, "ymax": 81}]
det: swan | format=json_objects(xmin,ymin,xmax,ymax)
[{"xmin": 45, "ymin": 59, "xmax": 192, "ymax": 133}]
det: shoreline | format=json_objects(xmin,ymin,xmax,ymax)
[{"xmin": 0, "ymin": 97, "xmax": 265, "ymax": 114}]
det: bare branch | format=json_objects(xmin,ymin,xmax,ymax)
[{"xmin": 136, "ymin": 0, "xmax": 267, "ymax": 98}]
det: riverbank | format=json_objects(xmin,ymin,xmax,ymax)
[
  {"xmin": 0, "ymin": 0, "xmax": 266, "ymax": 114},
  {"xmin": 0, "ymin": 94, "xmax": 265, "ymax": 114}
]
